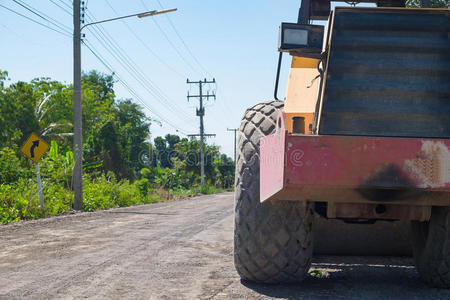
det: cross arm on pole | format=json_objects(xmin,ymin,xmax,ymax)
[{"xmin": 188, "ymin": 134, "xmax": 216, "ymax": 138}]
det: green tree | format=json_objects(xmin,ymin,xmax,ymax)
[
  {"xmin": 406, "ymin": 0, "xmax": 448, "ymax": 7},
  {"xmin": 154, "ymin": 136, "xmax": 169, "ymax": 168},
  {"xmin": 115, "ymin": 99, "xmax": 150, "ymax": 177},
  {"xmin": 81, "ymin": 71, "xmax": 116, "ymax": 136},
  {"xmin": 174, "ymin": 137, "xmax": 225, "ymax": 184},
  {"xmin": 215, "ymin": 154, "xmax": 235, "ymax": 188},
  {"xmin": 0, "ymin": 147, "xmax": 28, "ymax": 184},
  {"xmin": 0, "ymin": 80, "xmax": 39, "ymax": 145}
]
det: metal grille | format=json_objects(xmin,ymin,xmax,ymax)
[{"xmin": 318, "ymin": 8, "xmax": 450, "ymax": 138}]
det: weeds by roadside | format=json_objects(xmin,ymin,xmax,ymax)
[{"xmin": 0, "ymin": 175, "xmax": 227, "ymax": 224}]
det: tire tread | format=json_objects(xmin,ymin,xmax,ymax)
[
  {"xmin": 412, "ymin": 206, "xmax": 450, "ymax": 288},
  {"xmin": 233, "ymin": 101, "xmax": 313, "ymax": 283}
]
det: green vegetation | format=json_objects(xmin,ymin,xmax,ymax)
[
  {"xmin": 0, "ymin": 70, "xmax": 234, "ymax": 224},
  {"xmin": 405, "ymin": 0, "xmax": 448, "ymax": 7}
]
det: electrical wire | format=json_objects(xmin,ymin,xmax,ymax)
[
  {"xmin": 0, "ymin": 3, "xmax": 71, "ymax": 37},
  {"xmin": 154, "ymin": 0, "xmax": 213, "ymax": 78},
  {"xmin": 139, "ymin": 0, "xmax": 203, "ymax": 77},
  {"xmin": 103, "ymin": 0, "xmax": 186, "ymax": 79},
  {"xmin": 84, "ymin": 12, "xmax": 197, "ymax": 127},
  {"xmin": 84, "ymin": 11, "xmax": 196, "ymax": 123},
  {"xmin": 83, "ymin": 40, "xmax": 189, "ymax": 135},
  {"xmin": 84, "ymin": 26, "xmax": 196, "ymax": 126},
  {"xmin": 48, "ymin": 0, "xmax": 72, "ymax": 15},
  {"xmin": 0, "ymin": 19, "xmax": 62, "ymax": 46},
  {"xmin": 89, "ymin": 1, "xmax": 233, "ymax": 131},
  {"xmin": 149, "ymin": 1, "xmax": 235, "ymax": 129},
  {"xmin": 85, "ymin": 12, "xmax": 167, "ymax": 101},
  {"xmin": 12, "ymin": 0, "xmax": 72, "ymax": 34},
  {"xmin": 58, "ymin": 0, "xmax": 72, "ymax": 10},
  {"xmin": 3, "ymin": 0, "xmax": 191, "ymax": 134}
]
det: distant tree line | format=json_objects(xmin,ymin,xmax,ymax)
[{"xmin": 0, "ymin": 71, "xmax": 234, "ymax": 199}]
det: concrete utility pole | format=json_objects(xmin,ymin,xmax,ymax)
[
  {"xmin": 187, "ymin": 79, "xmax": 216, "ymax": 187},
  {"xmin": 227, "ymin": 128, "xmax": 238, "ymax": 165},
  {"xmin": 73, "ymin": 0, "xmax": 82, "ymax": 211},
  {"xmin": 72, "ymin": 1, "xmax": 176, "ymax": 210},
  {"xmin": 187, "ymin": 133, "xmax": 216, "ymax": 187}
]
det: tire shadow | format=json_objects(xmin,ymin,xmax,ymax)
[{"xmin": 241, "ymin": 256, "xmax": 450, "ymax": 299}]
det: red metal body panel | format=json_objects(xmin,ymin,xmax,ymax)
[{"xmin": 260, "ymin": 112, "xmax": 450, "ymax": 204}]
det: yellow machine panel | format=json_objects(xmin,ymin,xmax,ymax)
[{"xmin": 284, "ymin": 56, "xmax": 320, "ymax": 134}]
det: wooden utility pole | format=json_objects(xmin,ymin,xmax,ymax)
[{"xmin": 187, "ymin": 79, "xmax": 216, "ymax": 187}]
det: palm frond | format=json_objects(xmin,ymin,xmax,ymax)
[{"xmin": 35, "ymin": 94, "xmax": 51, "ymax": 117}]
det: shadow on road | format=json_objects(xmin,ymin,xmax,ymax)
[{"xmin": 241, "ymin": 256, "xmax": 450, "ymax": 299}]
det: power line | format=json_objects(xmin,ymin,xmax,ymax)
[
  {"xmin": 0, "ymin": 3, "xmax": 71, "ymax": 37},
  {"xmin": 49, "ymin": 0, "xmax": 72, "ymax": 15},
  {"xmin": 59, "ymin": 0, "xmax": 73, "ymax": 10},
  {"xmin": 12, "ymin": 0, "xmax": 72, "ymax": 34},
  {"xmin": 0, "ymin": 19, "xmax": 60, "ymax": 46},
  {"xmin": 62, "ymin": 0, "xmax": 191, "ymax": 132},
  {"xmin": 83, "ymin": 40, "xmax": 189, "ymax": 135},
  {"xmin": 139, "ymin": 0, "xmax": 203, "ymax": 76},
  {"xmin": 155, "ymin": 0, "xmax": 212, "ymax": 78},
  {"xmin": 4, "ymin": 0, "xmax": 193, "ymax": 134},
  {"xmin": 103, "ymin": 0, "xmax": 186, "ymax": 79},
  {"xmin": 84, "ymin": 10, "xmax": 192, "ymax": 116},
  {"xmin": 85, "ymin": 35, "xmax": 191, "ymax": 133},
  {"xmin": 84, "ymin": 11, "xmax": 196, "ymax": 123},
  {"xmin": 150, "ymin": 1, "xmax": 236, "ymax": 129}
]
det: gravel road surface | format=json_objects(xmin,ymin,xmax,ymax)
[{"xmin": 1, "ymin": 192, "xmax": 449, "ymax": 299}]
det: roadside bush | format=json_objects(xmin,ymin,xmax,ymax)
[
  {"xmin": 0, "ymin": 178, "xmax": 42, "ymax": 223},
  {"xmin": 114, "ymin": 180, "xmax": 141, "ymax": 207},
  {"xmin": 83, "ymin": 175, "xmax": 116, "ymax": 211},
  {"xmin": 43, "ymin": 183, "xmax": 71, "ymax": 215},
  {"xmin": 82, "ymin": 174, "xmax": 153, "ymax": 211},
  {"xmin": 200, "ymin": 184, "xmax": 220, "ymax": 195},
  {"xmin": 0, "ymin": 71, "xmax": 233, "ymax": 225},
  {"xmin": 0, "ymin": 147, "xmax": 28, "ymax": 184},
  {"xmin": 136, "ymin": 178, "xmax": 150, "ymax": 196}
]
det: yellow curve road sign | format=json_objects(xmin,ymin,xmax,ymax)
[{"xmin": 20, "ymin": 133, "xmax": 50, "ymax": 163}]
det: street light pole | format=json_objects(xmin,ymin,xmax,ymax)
[
  {"xmin": 72, "ymin": 1, "xmax": 177, "ymax": 210},
  {"xmin": 73, "ymin": 0, "xmax": 82, "ymax": 210}
]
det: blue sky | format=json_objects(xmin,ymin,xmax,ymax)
[{"xmin": 0, "ymin": 0, "xmax": 356, "ymax": 157}]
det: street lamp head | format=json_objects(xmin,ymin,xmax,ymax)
[
  {"xmin": 81, "ymin": 8, "xmax": 178, "ymax": 31},
  {"xmin": 138, "ymin": 8, "xmax": 178, "ymax": 18},
  {"xmin": 137, "ymin": 10, "xmax": 157, "ymax": 18}
]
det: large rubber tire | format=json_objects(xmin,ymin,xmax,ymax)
[
  {"xmin": 411, "ymin": 206, "xmax": 450, "ymax": 288},
  {"xmin": 233, "ymin": 101, "xmax": 313, "ymax": 283}
]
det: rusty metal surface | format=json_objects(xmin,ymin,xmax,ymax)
[
  {"xmin": 260, "ymin": 111, "xmax": 450, "ymax": 204},
  {"xmin": 318, "ymin": 8, "xmax": 450, "ymax": 138},
  {"xmin": 284, "ymin": 136, "xmax": 450, "ymax": 190}
]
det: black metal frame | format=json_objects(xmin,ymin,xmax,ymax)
[
  {"xmin": 272, "ymin": 0, "xmax": 422, "ymax": 101},
  {"xmin": 274, "ymin": 52, "xmax": 283, "ymax": 101},
  {"xmin": 278, "ymin": 23, "xmax": 324, "ymax": 53}
]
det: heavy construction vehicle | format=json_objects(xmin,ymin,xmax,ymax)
[{"xmin": 233, "ymin": 0, "xmax": 450, "ymax": 287}]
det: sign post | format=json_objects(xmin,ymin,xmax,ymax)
[
  {"xmin": 20, "ymin": 133, "xmax": 50, "ymax": 213},
  {"xmin": 35, "ymin": 163, "xmax": 44, "ymax": 213}
]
